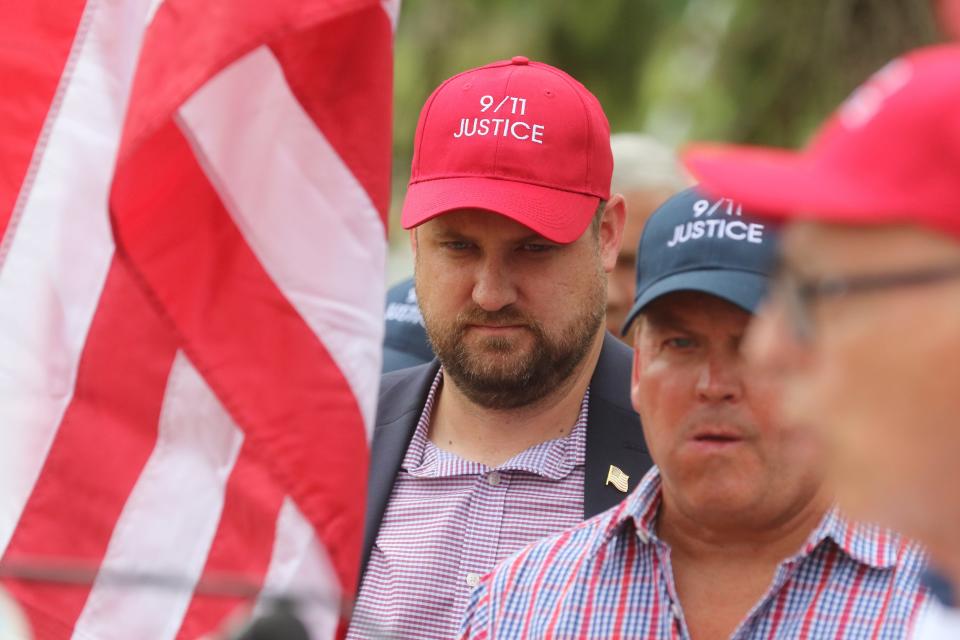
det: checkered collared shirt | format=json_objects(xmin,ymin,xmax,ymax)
[
  {"xmin": 349, "ymin": 370, "xmax": 590, "ymax": 639},
  {"xmin": 461, "ymin": 467, "xmax": 931, "ymax": 639}
]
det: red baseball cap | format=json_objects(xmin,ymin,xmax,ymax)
[
  {"xmin": 682, "ymin": 44, "xmax": 960, "ymax": 239},
  {"xmin": 401, "ymin": 56, "xmax": 613, "ymax": 244}
]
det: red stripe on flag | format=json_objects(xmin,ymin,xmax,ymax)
[
  {"xmin": 1, "ymin": 258, "xmax": 179, "ymax": 639},
  {"xmin": 117, "ymin": 0, "xmax": 383, "ymax": 162},
  {"xmin": 0, "ymin": 0, "xmax": 87, "ymax": 246},
  {"xmin": 270, "ymin": 4, "xmax": 393, "ymax": 221},
  {"xmin": 174, "ymin": 444, "xmax": 286, "ymax": 640},
  {"xmin": 110, "ymin": 118, "xmax": 369, "ymax": 597}
]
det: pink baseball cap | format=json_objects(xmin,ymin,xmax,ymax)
[
  {"xmin": 682, "ymin": 44, "xmax": 960, "ymax": 239},
  {"xmin": 401, "ymin": 56, "xmax": 613, "ymax": 244}
]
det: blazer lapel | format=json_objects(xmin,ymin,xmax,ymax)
[
  {"xmin": 583, "ymin": 333, "xmax": 652, "ymax": 517},
  {"xmin": 361, "ymin": 360, "xmax": 440, "ymax": 577}
]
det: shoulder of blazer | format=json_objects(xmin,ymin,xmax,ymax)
[
  {"xmin": 584, "ymin": 333, "xmax": 652, "ymax": 517},
  {"xmin": 360, "ymin": 360, "xmax": 440, "ymax": 579}
]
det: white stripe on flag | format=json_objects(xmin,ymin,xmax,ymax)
[
  {"xmin": 0, "ymin": 0, "xmax": 152, "ymax": 558},
  {"xmin": 381, "ymin": 0, "xmax": 401, "ymax": 30},
  {"xmin": 255, "ymin": 499, "xmax": 339, "ymax": 640},
  {"xmin": 72, "ymin": 352, "xmax": 244, "ymax": 640},
  {"xmin": 177, "ymin": 45, "xmax": 386, "ymax": 438},
  {"xmin": 145, "ymin": 0, "xmax": 166, "ymax": 27}
]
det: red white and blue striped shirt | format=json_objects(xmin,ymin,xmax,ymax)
[
  {"xmin": 460, "ymin": 467, "xmax": 931, "ymax": 639},
  {"xmin": 349, "ymin": 370, "xmax": 590, "ymax": 639}
]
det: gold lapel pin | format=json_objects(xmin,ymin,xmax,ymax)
[{"xmin": 606, "ymin": 465, "xmax": 629, "ymax": 493}]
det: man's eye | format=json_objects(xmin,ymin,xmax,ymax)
[
  {"xmin": 664, "ymin": 337, "xmax": 696, "ymax": 350},
  {"xmin": 521, "ymin": 243, "xmax": 555, "ymax": 253},
  {"xmin": 442, "ymin": 241, "xmax": 473, "ymax": 251}
]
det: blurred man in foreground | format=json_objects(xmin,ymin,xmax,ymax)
[
  {"xmin": 685, "ymin": 44, "xmax": 960, "ymax": 638},
  {"xmin": 460, "ymin": 188, "xmax": 929, "ymax": 639},
  {"xmin": 349, "ymin": 57, "xmax": 653, "ymax": 639},
  {"xmin": 605, "ymin": 133, "xmax": 688, "ymax": 340}
]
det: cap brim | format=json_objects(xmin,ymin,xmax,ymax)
[
  {"xmin": 682, "ymin": 143, "xmax": 904, "ymax": 226},
  {"xmin": 401, "ymin": 176, "xmax": 601, "ymax": 244},
  {"xmin": 621, "ymin": 269, "xmax": 769, "ymax": 336}
]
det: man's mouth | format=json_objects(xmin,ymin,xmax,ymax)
[
  {"xmin": 688, "ymin": 426, "xmax": 746, "ymax": 449},
  {"xmin": 693, "ymin": 433, "xmax": 741, "ymax": 442},
  {"xmin": 466, "ymin": 324, "xmax": 527, "ymax": 333}
]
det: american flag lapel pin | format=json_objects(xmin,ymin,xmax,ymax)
[{"xmin": 606, "ymin": 465, "xmax": 629, "ymax": 493}]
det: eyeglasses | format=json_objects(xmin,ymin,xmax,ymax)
[{"xmin": 773, "ymin": 262, "xmax": 960, "ymax": 342}]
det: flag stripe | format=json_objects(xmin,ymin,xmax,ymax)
[
  {"xmin": 118, "ymin": 0, "xmax": 386, "ymax": 158},
  {"xmin": 2, "ymin": 0, "xmax": 393, "ymax": 635},
  {"xmin": 0, "ymin": 0, "xmax": 87, "ymax": 248},
  {"xmin": 0, "ymin": 0, "xmax": 151, "ymax": 560},
  {"xmin": 1, "ymin": 258, "xmax": 179, "ymax": 639},
  {"xmin": 111, "ymin": 116, "xmax": 369, "ymax": 596},
  {"xmin": 72, "ymin": 352, "xmax": 245, "ymax": 640},
  {"xmin": 174, "ymin": 444, "xmax": 286, "ymax": 640},
  {"xmin": 269, "ymin": 4, "xmax": 394, "ymax": 221},
  {"xmin": 177, "ymin": 45, "xmax": 386, "ymax": 433},
  {"xmin": 254, "ymin": 499, "xmax": 341, "ymax": 640}
]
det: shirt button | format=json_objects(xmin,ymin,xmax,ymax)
[
  {"xmin": 487, "ymin": 471, "xmax": 502, "ymax": 486},
  {"xmin": 671, "ymin": 603, "xmax": 683, "ymax": 619},
  {"xmin": 466, "ymin": 572, "xmax": 482, "ymax": 588}
]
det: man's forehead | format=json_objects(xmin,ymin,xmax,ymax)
[
  {"xmin": 642, "ymin": 291, "xmax": 751, "ymax": 327},
  {"xmin": 425, "ymin": 208, "xmax": 556, "ymax": 241}
]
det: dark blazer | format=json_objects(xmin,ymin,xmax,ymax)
[{"xmin": 361, "ymin": 332, "xmax": 653, "ymax": 577}]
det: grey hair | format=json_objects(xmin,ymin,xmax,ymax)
[{"xmin": 610, "ymin": 133, "xmax": 689, "ymax": 195}]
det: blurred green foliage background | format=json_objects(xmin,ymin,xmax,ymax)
[{"xmin": 387, "ymin": 0, "xmax": 944, "ymax": 274}]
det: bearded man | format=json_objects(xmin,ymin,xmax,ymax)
[{"xmin": 347, "ymin": 57, "xmax": 653, "ymax": 639}]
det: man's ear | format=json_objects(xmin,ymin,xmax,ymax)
[{"xmin": 599, "ymin": 194, "xmax": 626, "ymax": 273}]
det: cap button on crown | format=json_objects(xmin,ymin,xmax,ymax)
[{"xmin": 510, "ymin": 56, "xmax": 529, "ymax": 65}]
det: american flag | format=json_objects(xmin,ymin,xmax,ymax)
[{"xmin": 0, "ymin": 0, "xmax": 396, "ymax": 637}]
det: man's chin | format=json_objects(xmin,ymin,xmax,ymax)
[
  {"xmin": 460, "ymin": 337, "xmax": 535, "ymax": 363},
  {"xmin": 458, "ymin": 356, "xmax": 534, "ymax": 383},
  {"xmin": 462, "ymin": 328, "xmax": 533, "ymax": 351}
]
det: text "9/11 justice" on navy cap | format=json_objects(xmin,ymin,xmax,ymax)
[{"xmin": 621, "ymin": 186, "xmax": 781, "ymax": 335}]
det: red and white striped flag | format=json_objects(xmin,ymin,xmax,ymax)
[{"xmin": 0, "ymin": 0, "xmax": 396, "ymax": 637}]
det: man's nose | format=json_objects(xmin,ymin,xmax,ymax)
[
  {"xmin": 472, "ymin": 256, "xmax": 518, "ymax": 312},
  {"xmin": 695, "ymin": 353, "xmax": 744, "ymax": 403}
]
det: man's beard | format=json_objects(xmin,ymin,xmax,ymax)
[{"xmin": 422, "ymin": 288, "xmax": 605, "ymax": 410}]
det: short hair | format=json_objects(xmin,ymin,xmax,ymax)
[
  {"xmin": 610, "ymin": 133, "xmax": 688, "ymax": 195},
  {"xmin": 589, "ymin": 200, "xmax": 606, "ymax": 237}
]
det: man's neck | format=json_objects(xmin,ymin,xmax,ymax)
[
  {"xmin": 658, "ymin": 486, "xmax": 832, "ymax": 565},
  {"xmin": 658, "ymin": 484, "xmax": 832, "ymax": 640},
  {"xmin": 428, "ymin": 330, "xmax": 605, "ymax": 468}
]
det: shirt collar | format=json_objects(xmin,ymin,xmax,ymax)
[
  {"xmin": 806, "ymin": 508, "xmax": 912, "ymax": 570},
  {"xmin": 402, "ymin": 368, "xmax": 589, "ymax": 480},
  {"xmin": 611, "ymin": 466, "xmax": 909, "ymax": 570}
]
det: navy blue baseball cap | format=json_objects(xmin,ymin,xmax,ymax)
[
  {"xmin": 621, "ymin": 186, "xmax": 780, "ymax": 335},
  {"xmin": 383, "ymin": 277, "xmax": 436, "ymax": 372}
]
